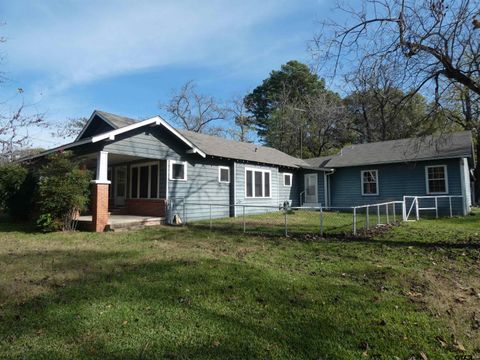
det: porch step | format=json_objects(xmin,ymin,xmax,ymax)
[{"xmin": 108, "ymin": 217, "xmax": 165, "ymax": 231}]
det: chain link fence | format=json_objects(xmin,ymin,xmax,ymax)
[{"xmin": 166, "ymin": 199, "xmax": 408, "ymax": 238}]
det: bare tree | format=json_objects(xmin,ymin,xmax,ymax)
[
  {"xmin": 161, "ymin": 80, "xmax": 226, "ymax": 134},
  {"xmin": 0, "ymin": 103, "xmax": 45, "ymax": 162},
  {"xmin": 312, "ymin": 0, "xmax": 480, "ymax": 100},
  {"xmin": 225, "ymin": 95, "xmax": 254, "ymax": 142},
  {"xmin": 54, "ymin": 117, "xmax": 88, "ymax": 139}
]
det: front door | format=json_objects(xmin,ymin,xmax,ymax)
[
  {"xmin": 115, "ymin": 166, "xmax": 127, "ymax": 206},
  {"xmin": 304, "ymin": 173, "xmax": 318, "ymax": 204}
]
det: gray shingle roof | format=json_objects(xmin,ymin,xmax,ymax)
[
  {"xmin": 303, "ymin": 155, "xmax": 334, "ymax": 168},
  {"xmin": 95, "ymin": 110, "xmax": 137, "ymax": 128},
  {"xmin": 178, "ymin": 129, "xmax": 310, "ymax": 168},
  {"xmin": 309, "ymin": 131, "xmax": 473, "ymax": 168}
]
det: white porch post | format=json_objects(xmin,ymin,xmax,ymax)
[
  {"xmin": 93, "ymin": 151, "xmax": 110, "ymax": 184},
  {"xmin": 90, "ymin": 151, "xmax": 111, "ymax": 232}
]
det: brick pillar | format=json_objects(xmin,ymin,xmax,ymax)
[{"xmin": 91, "ymin": 183, "xmax": 109, "ymax": 232}]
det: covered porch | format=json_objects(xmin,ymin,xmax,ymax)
[{"xmin": 81, "ymin": 151, "xmax": 170, "ymax": 232}]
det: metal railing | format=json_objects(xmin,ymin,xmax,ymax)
[{"xmin": 403, "ymin": 195, "xmax": 464, "ymax": 220}]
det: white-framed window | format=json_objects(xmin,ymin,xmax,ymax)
[
  {"xmin": 283, "ymin": 173, "xmax": 292, "ymax": 187},
  {"xmin": 130, "ymin": 162, "xmax": 160, "ymax": 199},
  {"xmin": 425, "ymin": 165, "xmax": 448, "ymax": 194},
  {"xmin": 245, "ymin": 167, "xmax": 271, "ymax": 198},
  {"xmin": 169, "ymin": 160, "xmax": 187, "ymax": 181},
  {"xmin": 218, "ymin": 166, "xmax": 230, "ymax": 183},
  {"xmin": 361, "ymin": 170, "xmax": 379, "ymax": 196}
]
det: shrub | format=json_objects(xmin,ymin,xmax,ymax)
[
  {"xmin": 37, "ymin": 152, "xmax": 91, "ymax": 231},
  {"xmin": 0, "ymin": 163, "xmax": 36, "ymax": 220}
]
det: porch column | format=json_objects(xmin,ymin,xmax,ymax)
[{"xmin": 91, "ymin": 151, "xmax": 111, "ymax": 232}]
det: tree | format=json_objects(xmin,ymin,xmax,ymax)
[
  {"xmin": 36, "ymin": 152, "xmax": 91, "ymax": 231},
  {"xmin": 244, "ymin": 60, "xmax": 346, "ymax": 156},
  {"xmin": 443, "ymin": 83, "xmax": 480, "ymax": 200},
  {"xmin": 343, "ymin": 63, "xmax": 435, "ymax": 142},
  {"xmin": 225, "ymin": 96, "xmax": 254, "ymax": 142},
  {"xmin": 244, "ymin": 60, "xmax": 324, "ymax": 139},
  {"xmin": 161, "ymin": 80, "xmax": 226, "ymax": 134},
  {"xmin": 54, "ymin": 117, "xmax": 88, "ymax": 139},
  {"xmin": 313, "ymin": 0, "xmax": 480, "ymax": 100},
  {"xmin": 0, "ymin": 103, "xmax": 45, "ymax": 163}
]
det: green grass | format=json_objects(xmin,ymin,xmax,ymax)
[{"xmin": 0, "ymin": 212, "xmax": 479, "ymax": 359}]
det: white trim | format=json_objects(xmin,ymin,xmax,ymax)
[
  {"xmin": 91, "ymin": 115, "xmax": 206, "ymax": 158},
  {"xmin": 165, "ymin": 160, "xmax": 169, "ymax": 200},
  {"xmin": 283, "ymin": 173, "xmax": 293, "ymax": 187},
  {"xmin": 232, "ymin": 162, "xmax": 237, "ymax": 217},
  {"xmin": 361, "ymin": 169, "xmax": 379, "ymax": 196},
  {"xmin": 218, "ymin": 166, "xmax": 230, "ymax": 183},
  {"xmin": 425, "ymin": 165, "xmax": 449, "ymax": 195},
  {"xmin": 244, "ymin": 167, "xmax": 272, "ymax": 199},
  {"xmin": 130, "ymin": 161, "xmax": 161, "ymax": 199},
  {"xmin": 169, "ymin": 160, "xmax": 187, "ymax": 181}
]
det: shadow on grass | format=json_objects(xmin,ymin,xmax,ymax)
[
  {"xmin": 0, "ymin": 248, "xmax": 443, "ymax": 360},
  {"xmin": 0, "ymin": 216, "xmax": 38, "ymax": 234}
]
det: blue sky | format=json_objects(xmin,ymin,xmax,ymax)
[{"xmin": 0, "ymin": 0, "xmax": 337, "ymax": 147}]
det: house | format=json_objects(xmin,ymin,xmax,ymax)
[{"xmin": 23, "ymin": 110, "xmax": 475, "ymax": 231}]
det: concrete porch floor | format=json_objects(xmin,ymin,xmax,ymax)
[{"xmin": 76, "ymin": 215, "xmax": 165, "ymax": 231}]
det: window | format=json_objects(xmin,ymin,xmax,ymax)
[
  {"xmin": 130, "ymin": 162, "xmax": 160, "ymax": 199},
  {"xmin": 426, "ymin": 165, "xmax": 448, "ymax": 194},
  {"xmin": 245, "ymin": 168, "xmax": 271, "ymax": 198},
  {"xmin": 283, "ymin": 173, "xmax": 292, "ymax": 187},
  {"xmin": 169, "ymin": 160, "xmax": 187, "ymax": 181},
  {"xmin": 361, "ymin": 170, "xmax": 378, "ymax": 195},
  {"xmin": 218, "ymin": 166, "xmax": 230, "ymax": 183}
]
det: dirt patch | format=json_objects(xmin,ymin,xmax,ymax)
[{"xmin": 405, "ymin": 266, "xmax": 480, "ymax": 353}]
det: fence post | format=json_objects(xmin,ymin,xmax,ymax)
[
  {"xmin": 319, "ymin": 205, "xmax": 324, "ymax": 237},
  {"xmin": 449, "ymin": 197, "xmax": 452, "ymax": 217},
  {"xmin": 435, "ymin": 197, "xmax": 438, "ymax": 219},
  {"xmin": 366, "ymin": 206, "xmax": 369, "ymax": 230},
  {"xmin": 209, "ymin": 204, "xmax": 212, "ymax": 229},
  {"xmin": 393, "ymin": 203, "xmax": 396, "ymax": 222},
  {"xmin": 386, "ymin": 204, "xmax": 389, "ymax": 224},
  {"xmin": 402, "ymin": 197, "xmax": 407, "ymax": 221},
  {"xmin": 284, "ymin": 209, "xmax": 288, "ymax": 237},
  {"xmin": 353, "ymin": 207, "xmax": 357, "ymax": 236},
  {"xmin": 415, "ymin": 197, "xmax": 420, "ymax": 221},
  {"xmin": 377, "ymin": 205, "xmax": 380, "ymax": 225},
  {"xmin": 243, "ymin": 205, "xmax": 246, "ymax": 233}
]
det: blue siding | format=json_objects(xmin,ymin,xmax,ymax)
[
  {"xmin": 329, "ymin": 159, "xmax": 467, "ymax": 215},
  {"xmin": 168, "ymin": 158, "xmax": 232, "ymax": 221}
]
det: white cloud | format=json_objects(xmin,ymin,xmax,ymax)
[{"xmin": 3, "ymin": 0, "xmax": 300, "ymax": 90}]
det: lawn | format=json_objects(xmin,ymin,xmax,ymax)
[{"xmin": 0, "ymin": 212, "xmax": 479, "ymax": 359}]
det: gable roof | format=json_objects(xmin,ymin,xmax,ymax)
[
  {"xmin": 75, "ymin": 110, "xmax": 137, "ymax": 141},
  {"xmin": 177, "ymin": 129, "xmax": 310, "ymax": 168},
  {"xmin": 305, "ymin": 131, "xmax": 474, "ymax": 168}
]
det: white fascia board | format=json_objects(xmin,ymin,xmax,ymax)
[
  {"xmin": 91, "ymin": 115, "xmax": 206, "ymax": 158},
  {"xmin": 17, "ymin": 137, "xmax": 93, "ymax": 163}
]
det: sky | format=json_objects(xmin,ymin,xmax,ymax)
[{"xmin": 0, "ymin": 0, "xmax": 336, "ymax": 148}]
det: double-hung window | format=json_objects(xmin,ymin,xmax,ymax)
[
  {"xmin": 245, "ymin": 168, "xmax": 271, "ymax": 198},
  {"xmin": 130, "ymin": 162, "xmax": 160, "ymax": 199},
  {"xmin": 169, "ymin": 160, "xmax": 187, "ymax": 181},
  {"xmin": 361, "ymin": 170, "xmax": 378, "ymax": 195},
  {"xmin": 426, "ymin": 165, "xmax": 448, "ymax": 194},
  {"xmin": 283, "ymin": 173, "xmax": 292, "ymax": 187}
]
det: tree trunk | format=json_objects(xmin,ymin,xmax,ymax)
[{"xmin": 475, "ymin": 133, "xmax": 480, "ymax": 203}]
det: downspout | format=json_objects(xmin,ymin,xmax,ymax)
[{"xmin": 324, "ymin": 169, "xmax": 335, "ymax": 207}]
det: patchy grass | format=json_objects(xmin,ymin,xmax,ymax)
[{"xmin": 0, "ymin": 212, "xmax": 479, "ymax": 359}]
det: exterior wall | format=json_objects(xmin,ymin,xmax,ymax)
[
  {"xmin": 329, "ymin": 158, "xmax": 468, "ymax": 215},
  {"xmin": 167, "ymin": 157, "xmax": 232, "ymax": 221},
  {"xmin": 278, "ymin": 169, "xmax": 300, "ymax": 207}
]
